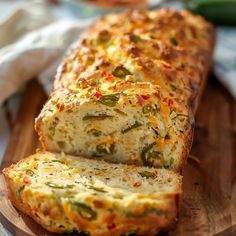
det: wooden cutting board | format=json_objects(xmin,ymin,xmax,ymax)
[{"xmin": 0, "ymin": 77, "xmax": 235, "ymax": 236}]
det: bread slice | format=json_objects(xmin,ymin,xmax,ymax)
[
  {"xmin": 35, "ymin": 9, "xmax": 214, "ymax": 172},
  {"xmin": 3, "ymin": 151, "xmax": 182, "ymax": 235}
]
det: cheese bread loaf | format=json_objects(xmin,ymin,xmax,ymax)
[
  {"xmin": 35, "ymin": 9, "xmax": 215, "ymax": 171},
  {"xmin": 3, "ymin": 151, "xmax": 182, "ymax": 235}
]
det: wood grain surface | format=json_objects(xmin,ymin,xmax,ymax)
[
  {"xmin": 0, "ymin": 77, "xmax": 235, "ymax": 236},
  {"xmin": 0, "ymin": 80, "xmax": 47, "ymax": 169}
]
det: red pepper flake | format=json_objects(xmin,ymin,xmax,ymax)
[
  {"xmin": 140, "ymin": 94, "xmax": 150, "ymax": 100},
  {"xmin": 154, "ymin": 92, "xmax": 160, "ymax": 98},
  {"xmin": 32, "ymin": 207, "xmax": 38, "ymax": 212},
  {"xmin": 56, "ymin": 103, "xmax": 64, "ymax": 111},
  {"xmin": 176, "ymin": 67, "xmax": 183, "ymax": 72},
  {"xmin": 23, "ymin": 176, "xmax": 31, "ymax": 184},
  {"xmin": 107, "ymin": 223, "xmax": 116, "ymax": 230},
  {"xmin": 93, "ymin": 92, "xmax": 101, "ymax": 98},
  {"xmin": 152, "ymin": 43, "xmax": 160, "ymax": 49},
  {"xmin": 100, "ymin": 71, "xmax": 106, "ymax": 77},
  {"xmin": 93, "ymin": 200, "xmax": 104, "ymax": 209},
  {"xmin": 163, "ymin": 63, "xmax": 171, "ymax": 69},
  {"xmin": 189, "ymin": 70, "xmax": 195, "ymax": 77},
  {"xmin": 133, "ymin": 181, "xmax": 141, "ymax": 187},
  {"xmin": 104, "ymin": 74, "xmax": 113, "ymax": 81},
  {"xmin": 153, "ymin": 170, "xmax": 158, "ymax": 177},
  {"xmin": 168, "ymin": 99, "xmax": 173, "ymax": 106}
]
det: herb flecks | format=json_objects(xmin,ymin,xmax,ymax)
[
  {"xmin": 138, "ymin": 171, "xmax": 155, "ymax": 179},
  {"xmin": 83, "ymin": 114, "xmax": 113, "ymax": 120},
  {"xmin": 16, "ymin": 186, "xmax": 25, "ymax": 196},
  {"xmin": 87, "ymin": 129, "xmax": 102, "ymax": 137},
  {"xmin": 170, "ymin": 37, "xmax": 178, "ymax": 46},
  {"xmin": 170, "ymin": 84, "xmax": 177, "ymax": 91},
  {"xmin": 87, "ymin": 185, "xmax": 107, "ymax": 193},
  {"xmin": 96, "ymin": 143, "xmax": 115, "ymax": 156},
  {"xmin": 98, "ymin": 94, "xmax": 119, "ymax": 107},
  {"xmin": 141, "ymin": 142, "xmax": 156, "ymax": 166},
  {"xmin": 45, "ymin": 182, "xmax": 74, "ymax": 189},
  {"xmin": 112, "ymin": 66, "xmax": 132, "ymax": 78},
  {"xmin": 121, "ymin": 121, "xmax": 142, "ymax": 134},
  {"xmin": 69, "ymin": 201, "xmax": 97, "ymax": 221},
  {"xmin": 25, "ymin": 169, "xmax": 34, "ymax": 176},
  {"xmin": 164, "ymin": 157, "xmax": 174, "ymax": 169}
]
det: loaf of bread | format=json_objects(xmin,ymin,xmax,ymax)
[
  {"xmin": 3, "ymin": 151, "xmax": 182, "ymax": 235},
  {"xmin": 35, "ymin": 9, "xmax": 215, "ymax": 172}
]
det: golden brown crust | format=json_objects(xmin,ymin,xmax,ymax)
[{"xmin": 54, "ymin": 9, "xmax": 215, "ymax": 107}]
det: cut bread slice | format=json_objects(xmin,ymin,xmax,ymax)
[
  {"xmin": 3, "ymin": 151, "xmax": 182, "ymax": 235},
  {"xmin": 35, "ymin": 80, "xmax": 193, "ymax": 172}
]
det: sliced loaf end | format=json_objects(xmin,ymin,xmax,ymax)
[{"xmin": 3, "ymin": 151, "xmax": 182, "ymax": 235}]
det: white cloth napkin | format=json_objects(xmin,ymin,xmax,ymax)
[
  {"xmin": 0, "ymin": 1, "xmax": 93, "ymax": 103},
  {"xmin": 0, "ymin": 0, "xmax": 235, "ymax": 104}
]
